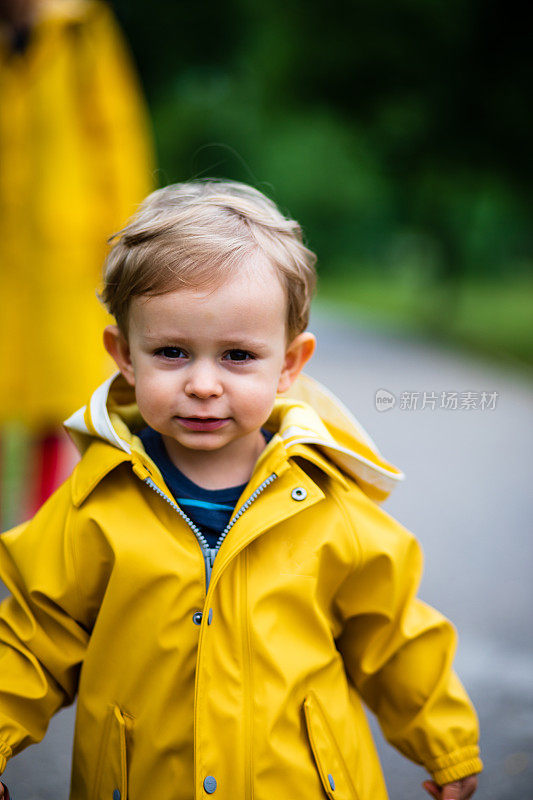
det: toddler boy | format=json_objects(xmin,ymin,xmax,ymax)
[{"xmin": 0, "ymin": 181, "xmax": 481, "ymax": 799}]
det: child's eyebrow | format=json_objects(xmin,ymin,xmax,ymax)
[
  {"xmin": 216, "ymin": 338, "xmax": 269, "ymax": 349},
  {"xmin": 141, "ymin": 333, "xmax": 269, "ymax": 349}
]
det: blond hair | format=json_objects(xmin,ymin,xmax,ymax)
[{"xmin": 101, "ymin": 180, "xmax": 317, "ymax": 340}]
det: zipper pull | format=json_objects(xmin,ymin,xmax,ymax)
[{"xmin": 204, "ymin": 548, "xmax": 217, "ymax": 586}]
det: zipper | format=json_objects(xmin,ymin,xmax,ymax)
[{"xmin": 144, "ymin": 472, "xmax": 277, "ymax": 589}]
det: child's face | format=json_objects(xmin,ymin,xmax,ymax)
[{"xmin": 105, "ymin": 258, "xmax": 315, "ymax": 474}]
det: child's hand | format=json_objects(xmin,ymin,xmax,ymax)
[{"xmin": 422, "ymin": 775, "xmax": 478, "ymax": 799}]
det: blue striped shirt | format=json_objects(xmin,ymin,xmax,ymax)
[{"xmin": 138, "ymin": 427, "xmax": 272, "ymax": 547}]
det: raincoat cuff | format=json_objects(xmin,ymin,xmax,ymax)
[{"xmin": 427, "ymin": 745, "xmax": 483, "ymax": 786}]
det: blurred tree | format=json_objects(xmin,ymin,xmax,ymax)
[{"xmin": 110, "ymin": 0, "xmax": 532, "ymax": 289}]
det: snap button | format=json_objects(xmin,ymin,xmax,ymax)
[
  {"xmin": 291, "ymin": 487, "xmax": 307, "ymax": 501},
  {"xmin": 192, "ymin": 611, "xmax": 203, "ymax": 625},
  {"xmin": 328, "ymin": 774, "xmax": 335, "ymax": 791},
  {"xmin": 203, "ymin": 775, "xmax": 217, "ymax": 793},
  {"xmin": 207, "ymin": 608, "xmax": 213, "ymax": 625},
  {"xmin": 113, "ymin": 790, "xmax": 121, "ymax": 800}
]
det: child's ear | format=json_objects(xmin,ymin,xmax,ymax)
[
  {"xmin": 103, "ymin": 325, "xmax": 136, "ymax": 386},
  {"xmin": 277, "ymin": 332, "xmax": 316, "ymax": 394}
]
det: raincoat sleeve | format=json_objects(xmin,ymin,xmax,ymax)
[
  {"xmin": 78, "ymin": 0, "xmax": 154, "ymax": 230},
  {"xmin": 334, "ymin": 490, "xmax": 482, "ymax": 786},
  {"xmin": 0, "ymin": 479, "xmax": 107, "ymax": 773}
]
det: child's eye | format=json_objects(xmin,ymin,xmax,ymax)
[
  {"xmin": 223, "ymin": 349, "xmax": 254, "ymax": 362},
  {"xmin": 155, "ymin": 347, "xmax": 187, "ymax": 359}
]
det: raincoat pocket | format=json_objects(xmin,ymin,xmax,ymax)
[
  {"xmin": 303, "ymin": 692, "xmax": 359, "ymax": 800},
  {"xmin": 93, "ymin": 704, "xmax": 131, "ymax": 800}
]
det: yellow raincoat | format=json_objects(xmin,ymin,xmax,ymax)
[
  {"xmin": 0, "ymin": 373, "xmax": 482, "ymax": 798},
  {"xmin": 0, "ymin": 0, "xmax": 153, "ymax": 426}
]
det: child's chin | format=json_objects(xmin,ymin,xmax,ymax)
[{"xmin": 176, "ymin": 434, "xmax": 231, "ymax": 451}]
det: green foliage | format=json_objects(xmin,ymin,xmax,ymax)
[
  {"xmin": 152, "ymin": 74, "xmax": 394, "ymax": 266},
  {"xmin": 317, "ymin": 274, "xmax": 533, "ymax": 367}
]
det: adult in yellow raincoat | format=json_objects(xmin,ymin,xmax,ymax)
[
  {"xmin": 0, "ymin": 373, "xmax": 482, "ymax": 799},
  {"xmin": 0, "ymin": 0, "xmax": 153, "ymax": 524}
]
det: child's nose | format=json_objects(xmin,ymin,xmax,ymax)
[{"xmin": 184, "ymin": 360, "xmax": 223, "ymax": 399}]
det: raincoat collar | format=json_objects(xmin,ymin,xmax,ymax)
[{"xmin": 64, "ymin": 372, "xmax": 404, "ymax": 506}]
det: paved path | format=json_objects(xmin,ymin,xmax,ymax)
[{"xmin": 2, "ymin": 309, "xmax": 532, "ymax": 798}]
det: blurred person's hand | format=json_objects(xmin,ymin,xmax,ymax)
[
  {"xmin": 0, "ymin": 781, "xmax": 11, "ymax": 800},
  {"xmin": 423, "ymin": 775, "xmax": 478, "ymax": 799}
]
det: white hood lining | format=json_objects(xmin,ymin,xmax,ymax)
[
  {"xmin": 64, "ymin": 373, "xmax": 131, "ymax": 454},
  {"xmin": 280, "ymin": 427, "xmax": 404, "ymax": 491}
]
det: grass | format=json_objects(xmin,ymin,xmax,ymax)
[{"xmin": 315, "ymin": 272, "xmax": 533, "ymax": 371}]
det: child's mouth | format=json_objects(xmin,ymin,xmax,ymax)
[{"xmin": 177, "ymin": 417, "xmax": 229, "ymax": 432}]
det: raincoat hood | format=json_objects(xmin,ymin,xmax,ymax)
[{"xmin": 64, "ymin": 372, "xmax": 404, "ymax": 504}]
